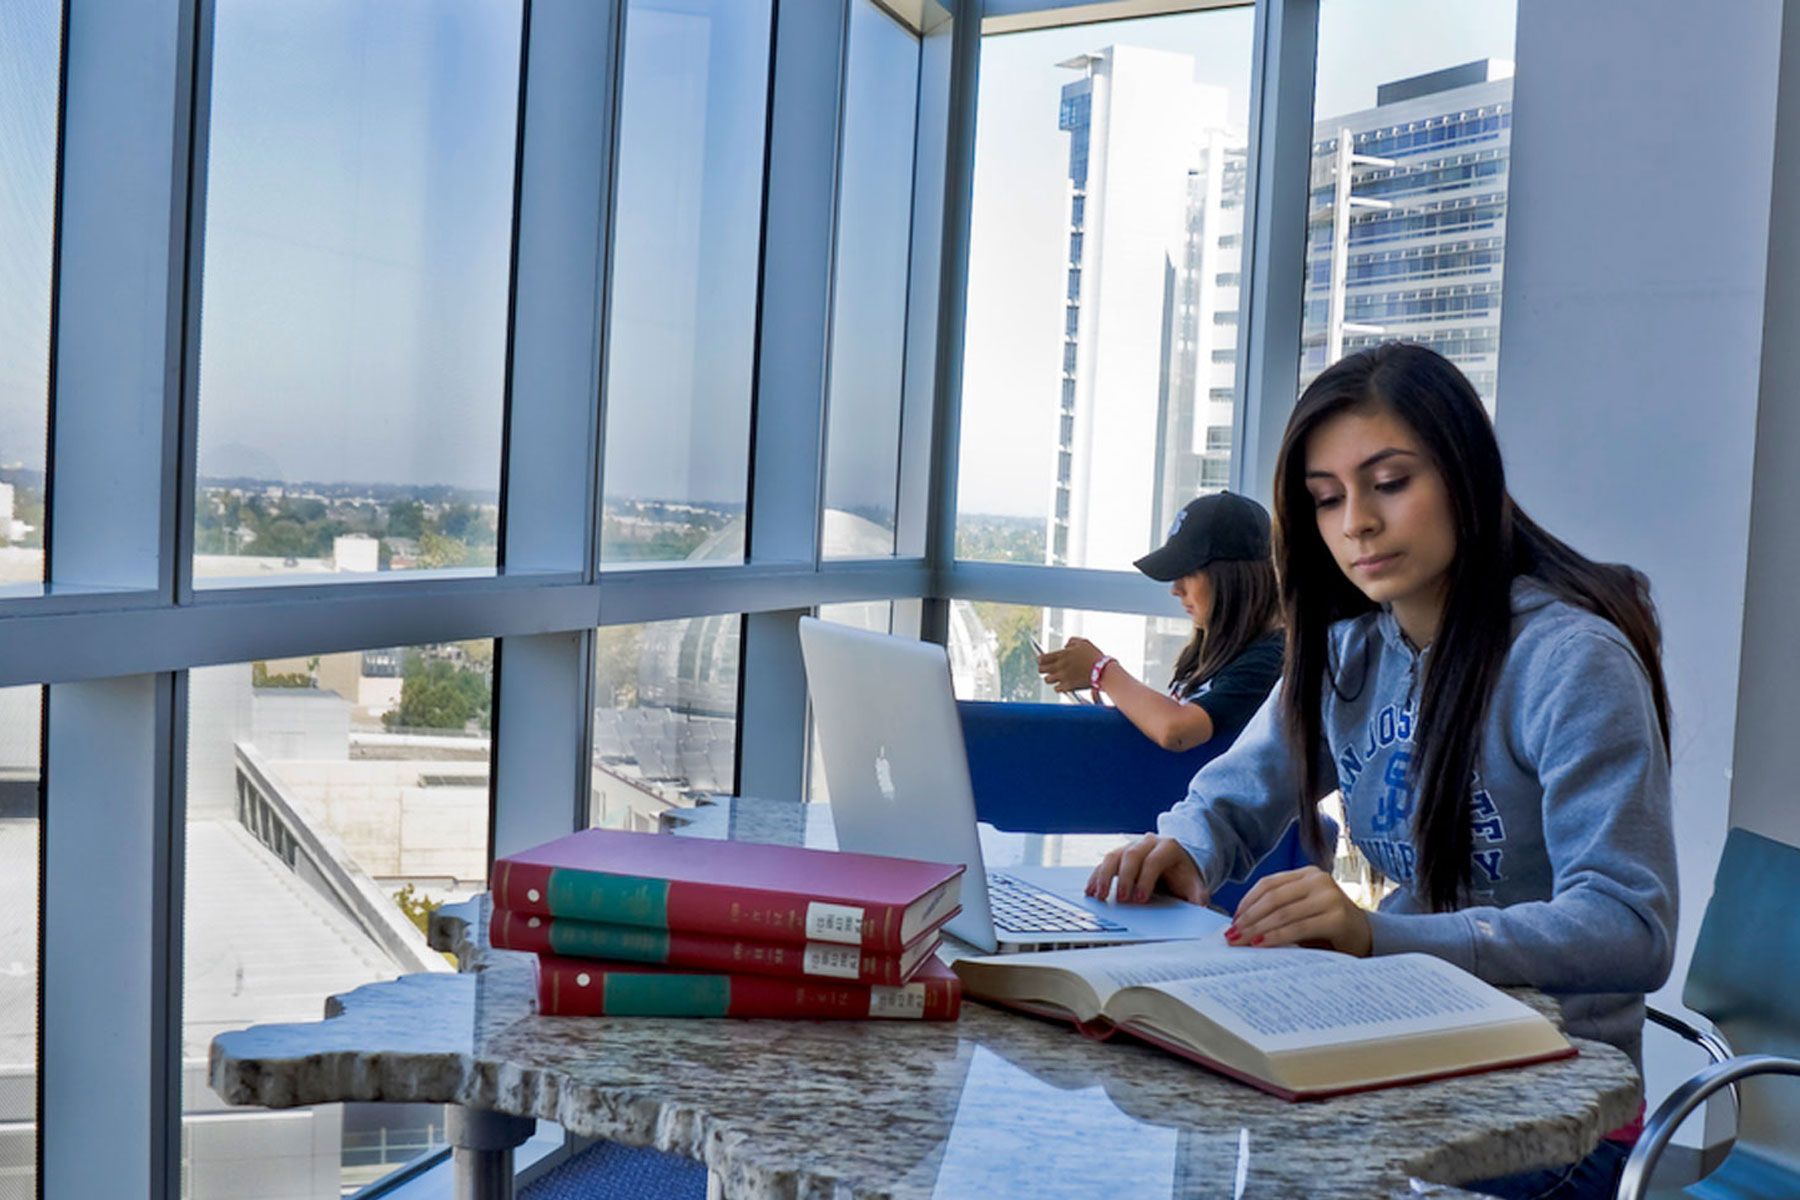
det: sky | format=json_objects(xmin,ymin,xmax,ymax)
[{"xmin": 0, "ymin": 0, "xmax": 1513, "ymax": 507}]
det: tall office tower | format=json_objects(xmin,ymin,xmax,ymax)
[
  {"xmin": 1302, "ymin": 60, "xmax": 1514, "ymax": 406},
  {"xmin": 1047, "ymin": 46, "xmax": 1246, "ymax": 681}
]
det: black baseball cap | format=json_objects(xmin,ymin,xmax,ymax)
[{"xmin": 1133, "ymin": 491, "xmax": 1272, "ymax": 581}]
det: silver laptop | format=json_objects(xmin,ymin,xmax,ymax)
[{"xmin": 798, "ymin": 617, "xmax": 1229, "ymax": 954}]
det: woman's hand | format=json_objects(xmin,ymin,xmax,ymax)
[
  {"xmin": 1226, "ymin": 866, "xmax": 1372, "ymax": 957},
  {"xmin": 1086, "ymin": 834, "xmax": 1210, "ymax": 906},
  {"xmin": 1038, "ymin": 636, "xmax": 1104, "ymax": 693}
]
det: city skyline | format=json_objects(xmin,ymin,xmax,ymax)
[{"xmin": 0, "ymin": 1, "xmax": 1515, "ymax": 512}]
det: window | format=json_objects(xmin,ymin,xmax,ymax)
[
  {"xmin": 958, "ymin": 9, "xmax": 1254, "ymax": 570},
  {"xmin": 0, "ymin": 687, "xmax": 39, "ymax": 1196},
  {"xmin": 0, "ymin": 5, "xmax": 58, "ymax": 593},
  {"xmin": 822, "ymin": 0, "xmax": 921, "ymax": 558},
  {"xmin": 593, "ymin": 618, "xmax": 743, "ymax": 829},
  {"xmin": 1303, "ymin": 0, "xmax": 1517, "ymax": 411},
  {"xmin": 194, "ymin": 2, "xmax": 521, "ymax": 584},
  {"xmin": 184, "ymin": 642, "xmax": 493, "ymax": 1195},
  {"xmin": 600, "ymin": 0, "xmax": 775, "ymax": 565},
  {"xmin": 955, "ymin": 603, "xmax": 1194, "ymax": 706}
]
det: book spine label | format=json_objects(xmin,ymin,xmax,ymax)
[
  {"xmin": 801, "ymin": 945, "xmax": 863, "ymax": 980},
  {"xmin": 803, "ymin": 901, "xmax": 868, "ymax": 946},
  {"xmin": 537, "ymin": 962, "xmax": 960, "ymax": 1020}
]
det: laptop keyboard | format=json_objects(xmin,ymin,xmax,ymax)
[{"xmin": 987, "ymin": 872, "xmax": 1129, "ymax": 935}]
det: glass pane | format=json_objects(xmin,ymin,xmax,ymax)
[
  {"xmin": 0, "ymin": 6, "xmax": 58, "ymax": 593},
  {"xmin": 593, "ymin": 617, "xmax": 743, "ymax": 828},
  {"xmin": 958, "ymin": 11, "xmax": 1255, "ymax": 568},
  {"xmin": 194, "ymin": 2, "xmax": 521, "ymax": 585},
  {"xmin": 600, "ymin": 0, "xmax": 774, "ymax": 566},
  {"xmin": 954, "ymin": 601, "xmax": 1191, "ymax": 705},
  {"xmin": 0, "ymin": 688, "xmax": 40, "ymax": 1200},
  {"xmin": 821, "ymin": 1, "xmax": 919, "ymax": 558},
  {"xmin": 1304, "ymin": 0, "xmax": 1517, "ymax": 408},
  {"xmin": 184, "ymin": 642, "xmax": 493, "ymax": 1195}
]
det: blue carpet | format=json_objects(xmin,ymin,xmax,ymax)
[{"xmin": 519, "ymin": 1139, "xmax": 708, "ymax": 1200}]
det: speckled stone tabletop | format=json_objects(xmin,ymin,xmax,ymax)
[{"xmin": 211, "ymin": 796, "xmax": 1643, "ymax": 1199}]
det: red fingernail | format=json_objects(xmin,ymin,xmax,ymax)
[
  {"xmin": 1251, "ymin": 935, "xmax": 1265, "ymax": 946},
  {"xmin": 1224, "ymin": 925, "xmax": 1239, "ymax": 941}
]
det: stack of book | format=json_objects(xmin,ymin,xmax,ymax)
[{"xmin": 489, "ymin": 828, "xmax": 967, "ymax": 1020}]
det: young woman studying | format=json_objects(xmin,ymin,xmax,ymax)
[
  {"xmin": 1086, "ymin": 343, "xmax": 1676, "ymax": 1200},
  {"xmin": 1036, "ymin": 490, "xmax": 1284, "ymax": 753}
]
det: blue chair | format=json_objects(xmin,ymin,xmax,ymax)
[
  {"xmin": 956, "ymin": 700, "xmax": 1330, "ymax": 911},
  {"xmin": 1616, "ymin": 827, "xmax": 1800, "ymax": 1199}
]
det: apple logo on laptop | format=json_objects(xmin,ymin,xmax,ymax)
[{"xmin": 874, "ymin": 746, "xmax": 897, "ymax": 802}]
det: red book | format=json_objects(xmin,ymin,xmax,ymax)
[
  {"xmin": 491, "ymin": 828, "xmax": 964, "ymax": 953},
  {"xmin": 490, "ymin": 907, "xmax": 948, "ymax": 986},
  {"xmin": 534, "ymin": 953, "xmax": 962, "ymax": 1020}
]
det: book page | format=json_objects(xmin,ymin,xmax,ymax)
[
  {"xmin": 1145, "ymin": 953, "xmax": 1538, "ymax": 1054},
  {"xmin": 977, "ymin": 937, "xmax": 1326, "ymax": 1006}
]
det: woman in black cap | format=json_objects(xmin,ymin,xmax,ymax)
[{"xmin": 1037, "ymin": 490, "xmax": 1283, "ymax": 752}]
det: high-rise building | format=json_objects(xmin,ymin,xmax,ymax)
[
  {"xmin": 1048, "ymin": 47, "xmax": 1244, "ymax": 679},
  {"xmin": 1302, "ymin": 59, "xmax": 1514, "ymax": 405},
  {"xmin": 1047, "ymin": 54, "xmax": 1513, "ymax": 683}
]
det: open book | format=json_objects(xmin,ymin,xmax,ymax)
[{"xmin": 952, "ymin": 938, "xmax": 1574, "ymax": 1100}]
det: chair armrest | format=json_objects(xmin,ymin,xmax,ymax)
[
  {"xmin": 1615, "ymin": 1054, "xmax": 1800, "ymax": 1200},
  {"xmin": 1645, "ymin": 1005, "xmax": 1734, "ymax": 1065}
]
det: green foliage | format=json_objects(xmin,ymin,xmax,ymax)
[
  {"xmin": 594, "ymin": 625, "xmax": 646, "ymax": 707},
  {"xmin": 392, "ymin": 883, "xmax": 441, "ymax": 934},
  {"xmin": 193, "ymin": 486, "xmax": 496, "ymax": 564},
  {"xmin": 385, "ymin": 499, "xmax": 426, "ymax": 539},
  {"xmin": 600, "ymin": 519, "xmax": 715, "ymax": 561},
  {"xmin": 251, "ymin": 661, "xmax": 315, "ymax": 688},
  {"xmin": 383, "ymin": 649, "xmax": 491, "ymax": 731},
  {"xmin": 972, "ymin": 602, "xmax": 1047, "ymax": 702},
  {"xmin": 955, "ymin": 514, "xmax": 1047, "ymax": 566},
  {"xmin": 417, "ymin": 530, "xmax": 470, "ymax": 569}
]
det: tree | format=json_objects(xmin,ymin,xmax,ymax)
[
  {"xmin": 418, "ymin": 531, "xmax": 469, "ymax": 569},
  {"xmin": 386, "ymin": 498, "xmax": 426, "ymax": 539},
  {"xmin": 384, "ymin": 650, "xmax": 491, "ymax": 731},
  {"xmin": 972, "ymin": 602, "xmax": 1047, "ymax": 702}
]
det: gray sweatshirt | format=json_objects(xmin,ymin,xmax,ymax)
[{"xmin": 1157, "ymin": 578, "xmax": 1678, "ymax": 1066}]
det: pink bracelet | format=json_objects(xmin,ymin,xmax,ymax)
[{"xmin": 1090, "ymin": 654, "xmax": 1116, "ymax": 694}]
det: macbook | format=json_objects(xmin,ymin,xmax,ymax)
[{"xmin": 798, "ymin": 617, "xmax": 1228, "ymax": 954}]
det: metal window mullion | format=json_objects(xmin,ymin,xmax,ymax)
[
  {"xmin": 893, "ymin": 0, "xmax": 958, "ymax": 563},
  {"xmin": 44, "ymin": 1, "xmax": 205, "ymax": 1195},
  {"xmin": 918, "ymin": 0, "xmax": 980, "ymax": 644},
  {"xmin": 943, "ymin": 560, "xmax": 1179, "ymax": 620},
  {"xmin": 491, "ymin": 0, "xmax": 622, "ymax": 861},
  {"xmin": 49, "ymin": 0, "xmax": 199, "ymax": 600},
  {"xmin": 738, "ymin": 0, "xmax": 852, "ymax": 803},
  {"xmin": 40, "ymin": 673, "xmax": 183, "ymax": 1200},
  {"xmin": 1230, "ymin": 0, "xmax": 1317, "ymax": 507},
  {"xmin": 489, "ymin": 631, "xmax": 595, "ymax": 856},
  {"xmin": 506, "ymin": 0, "xmax": 620, "ymax": 581}
]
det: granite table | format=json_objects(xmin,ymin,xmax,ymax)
[{"xmin": 211, "ymin": 797, "xmax": 1642, "ymax": 1199}]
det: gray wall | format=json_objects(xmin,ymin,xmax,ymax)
[{"xmin": 1496, "ymin": 0, "xmax": 1784, "ymax": 1144}]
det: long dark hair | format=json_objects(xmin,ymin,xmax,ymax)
[
  {"xmin": 1170, "ymin": 557, "xmax": 1280, "ymax": 695},
  {"xmin": 1273, "ymin": 343, "xmax": 1671, "ymax": 911}
]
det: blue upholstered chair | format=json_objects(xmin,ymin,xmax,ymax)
[
  {"xmin": 956, "ymin": 700, "xmax": 1331, "ymax": 912},
  {"xmin": 1616, "ymin": 827, "xmax": 1800, "ymax": 1200}
]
